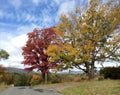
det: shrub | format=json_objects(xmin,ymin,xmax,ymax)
[
  {"xmin": 74, "ymin": 75, "xmax": 81, "ymax": 82},
  {"xmin": 0, "ymin": 75, "xmax": 3, "ymax": 83},
  {"xmin": 4, "ymin": 73, "xmax": 14, "ymax": 85},
  {"xmin": 0, "ymin": 66, "xmax": 6, "ymax": 83},
  {"xmin": 30, "ymin": 74, "xmax": 42, "ymax": 86},
  {"xmin": 51, "ymin": 74, "xmax": 61, "ymax": 83},
  {"xmin": 26, "ymin": 74, "xmax": 32, "ymax": 86},
  {"xmin": 61, "ymin": 74, "xmax": 75, "ymax": 82},
  {"xmin": 80, "ymin": 74, "xmax": 89, "ymax": 80},
  {"xmin": 100, "ymin": 66, "xmax": 120, "ymax": 79},
  {"xmin": 14, "ymin": 74, "xmax": 28, "ymax": 86}
]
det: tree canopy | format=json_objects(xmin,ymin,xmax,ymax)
[
  {"xmin": 46, "ymin": 0, "xmax": 120, "ymax": 79},
  {"xmin": 22, "ymin": 0, "xmax": 120, "ymax": 80},
  {"xmin": 22, "ymin": 27, "xmax": 60, "ymax": 79},
  {"xmin": 0, "ymin": 49, "xmax": 9, "ymax": 60}
]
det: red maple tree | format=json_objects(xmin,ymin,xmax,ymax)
[{"xmin": 22, "ymin": 27, "xmax": 59, "ymax": 80}]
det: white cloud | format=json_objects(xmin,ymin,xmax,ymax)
[
  {"xmin": 52, "ymin": 0, "xmax": 62, "ymax": 5},
  {"xmin": 0, "ymin": 10, "xmax": 4, "ymax": 17},
  {"xmin": 56, "ymin": 1, "xmax": 76, "ymax": 22},
  {"xmin": 0, "ymin": 33, "xmax": 27, "ymax": 60},
  {"xmin": 32, "ymin": 0, "xmax": 40, "ymax": 6},
  {"xmin": 11, "ymin": 34, "xmax": 28, "ymax": 48},
  {"xmin": 22, "ymin": 13, "xmax": 38, "ymax": 23},
  {"xmin": 0, "ymin": 24, "xmax": 39, "ymax": 68},
  {"xmin": 0, "ymin": 35, "xmax": 24, "ymax": 68},
  {"xmin": 17, "ymin": 24, "xmax": 39, "ymax": 34},
  {"xmin": 32, "ymin": 0, "xmax": 48, "ymax": 6},
  {"xmin": 58, "ymin": 1, "xmax": 76, "ymax": 15},
  {"xmin": 40, "ymin": 9, "xmax": 54, "ymax": 27},
  {"xmin": 0, "ymin": 10, "xmax": 14, "ymax": 19},
  {"xmin": 8, "ymin": 0, "xmax": 22, "ymax": 9}
]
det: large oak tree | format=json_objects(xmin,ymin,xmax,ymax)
[{"xmin": 46, "ymin": 0, "xmax": 120, "ymax": 79}]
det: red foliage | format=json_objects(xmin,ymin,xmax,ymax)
[{"xmin": 22, "ymin": 27, "xmax": 59, "ymax": 74}]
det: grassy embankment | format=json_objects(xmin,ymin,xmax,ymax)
[
  {"xmin": 61, "ymin": 80, "xmax": 120, "ymax": 95},
  {"xmin": 0, "ymin": 83, "xmax": 9, "ymax": 92}
]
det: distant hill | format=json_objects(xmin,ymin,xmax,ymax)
[
  {"xmin": 5, "ymin": 67, "xmax": 35, "ymax": 74},
  {"xmin": 4, "ymin": 67, "xmax": 89, "ymax": 75}
]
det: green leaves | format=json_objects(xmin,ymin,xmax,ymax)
[{"xmin": 0, "ymin": 49, "xmax": 9, "ymax": 60}]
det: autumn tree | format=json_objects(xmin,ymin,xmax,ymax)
[
  {"xmin": 46, "ymin": 0, "xmax": 120, "ymax": 79},
  {"xmin": 22, "ymin": 27, "xmax": 60, "ymax": 81}
]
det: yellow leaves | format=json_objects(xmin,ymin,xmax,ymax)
[
  {"xmin": 46, "ymin": 45, "xmax": 60, "ymax": 57},
  {"xmin": 83, "ymin": 41, "xmax": 94, "ymax": 51},
  {"xmin": 64, "ymin": 44, "xmax": 72, "ymax": 51},
  {"xmin": 83, "ymin": 54, "xmax": 91, "ymax": 59},
  {"xmin": 63, "ymin": 44, "xmax": 78, "ymax": 56},
  {"xmin": 74, "ymin": 59, "xmax": 83, "ymax": 64},
  {"xmin": 53, "ymin": 27, "xmax": 64, "ymax": 37},
  {"xmin": 46, "ymin": 45, "xmax": 62, "ymax": 62},
  {"xmin": 46, "ymin": 43, "xmax": 79, "ymax": 63}
]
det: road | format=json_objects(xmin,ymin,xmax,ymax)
[{"xmin": 0, "ymin": 86, "xmax": 63, "ymax": 95}]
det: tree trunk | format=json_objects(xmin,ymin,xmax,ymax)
[
  {"xmin": 88, "ymin": 62, "xmax": 94, "ymax": 80},
  {"xmin": 91, "ymin": 62, "xmax": 94, "ymax": 79},
  {"xmin": 85, "ymin": 62, "xmax": 92, "ymax": 80},
  {"xmin": 45, "ymin": 73, "xmax": 47, "ymax": 84},
  {"xmin": 42, "ymin": 72, "xmax": 48, "ymax": 84},
  {"xmin": 42, "ymin": 73, "xmax": 45, "ymax": 80},
  {"xmin": 84, "ymin": 62, "xmax": 95, "ymax": 80}
]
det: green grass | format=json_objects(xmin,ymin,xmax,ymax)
[
  {"xmin": 0, "ymin": 83, "xmax": 9, "ymax": 92},
  {"xmin": 61, "ymin": 80, "xmax": 120, "ymax": 95}
]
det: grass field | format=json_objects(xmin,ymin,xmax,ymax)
[
  {"xmin": 61, "ymin": 80, "xmax": 120, "ymax": 95},
  {"xmin": 0, "ymin": 83, "xmax": 9, "ymax": 92}
]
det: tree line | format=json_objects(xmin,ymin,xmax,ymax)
[{"xmin": 22, "ymin": 0, "xmax": 120, "ymax": 80}]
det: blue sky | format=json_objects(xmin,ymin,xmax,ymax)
[
  {"xmin": 0, "ymin": 0, "xmax": 88, "ymax": 68},
  {"xmin": 0, "ymin": 0, "xmax": 117, "ymax": 68},
  {"xmin": 0, "ymin": 0, "xmax": 87, "ymax": 35}
]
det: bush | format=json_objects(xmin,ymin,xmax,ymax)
[
  {"xmin": 61, "ymin": 74, "xmax": 75, "ymax": 82},
  {"xmin": 0, "ymin": 75, "xmax": 3, "ymax": 83},
  {"xmin": 74, "ymin": 75, "xmax": 81, "ymax": 82},
  {"xmin": 51, "ymin": 74, "xmax": 61, "ymax": 83},
  {"xmin": 100, "ymin": 66, "xmax": 120, "ymax": 79},
  {"xmin": 30, "ymin": 74, "xmax": 42, "ymax": 86},
  {"xmin": 4, "ymin": 73, "xmax": 14, "ymax": 85},
  {"xmin": 14, "ymin": 74, "xmax": 28, "ymax": 86},
  {"xmin": 26, "ymin": 74, "xmax": 32, "ymax": 86},
  {"xmin": 80, "ymin": 74, "xmax": 89, "ymax": 80}
]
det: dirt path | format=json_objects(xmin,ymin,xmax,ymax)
[
  {"xmin": 0, "ymin": 86, "xmax": 63, "ymax": 95},
  {"xmin": 0, "ymin": 82, "xmax": 80, "ymax": 95}
]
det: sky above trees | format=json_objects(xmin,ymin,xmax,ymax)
[
  {"xmin": 0, "ymin": 0, "xmax": 117, "ymax": 68},
  {"xmin": 0, "ymin": 0, "xmax": 88, "ymax": 68}
]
